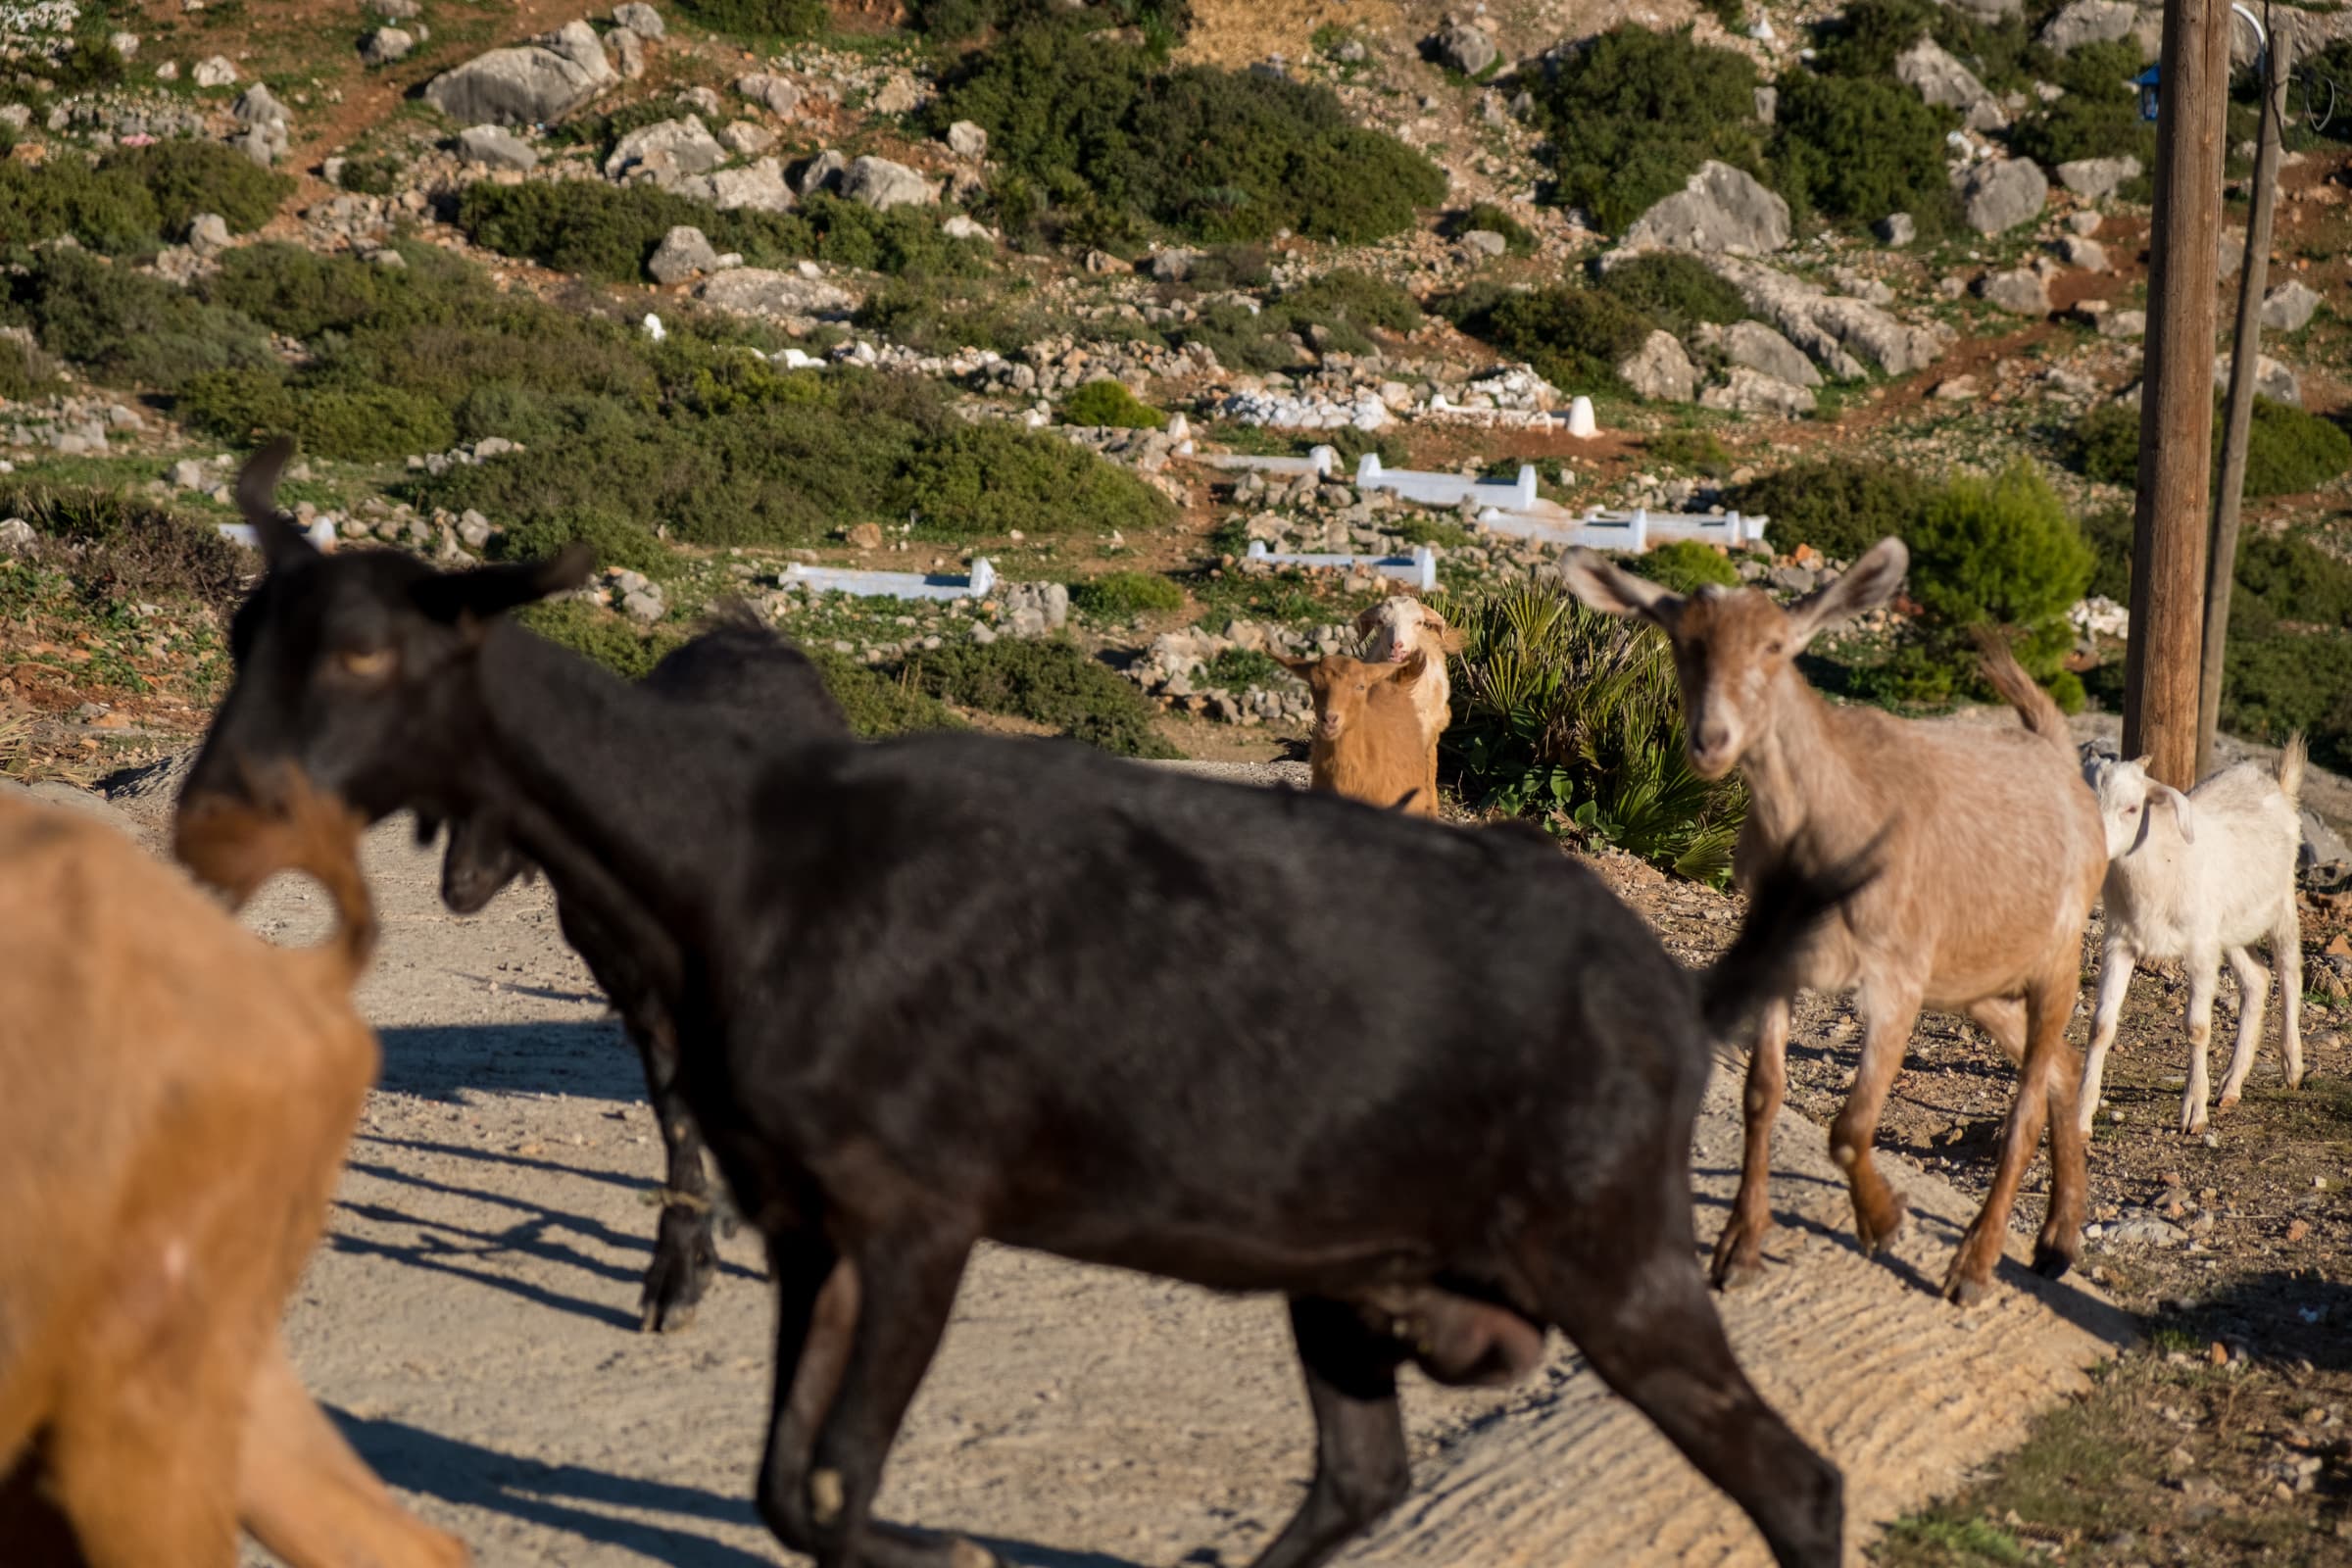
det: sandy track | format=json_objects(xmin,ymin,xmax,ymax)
[{"xmin": 28, "ymin": 767, "xmax": 2130, "ymax": 1568}]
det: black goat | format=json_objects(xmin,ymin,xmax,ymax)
[
  {"xmin": 416, "ymin": 610, "xmax": 848, "ymax": 1331},
  {"xmin": 176, "ymin": 440, "xmax": 1854, "ymax": 1568}
]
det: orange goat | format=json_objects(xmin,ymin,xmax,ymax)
[{"xmin": 1279, "ymin": 652, "xmax": 1438, "ymax": 816}]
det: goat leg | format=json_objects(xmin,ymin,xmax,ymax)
[
  {"xmin": 1535, "ymin": 1202, "xmax": 1843, "ymax": 1568},
  {"xmin": 2076, "ymin": 940, "xmax": 2136, "ymax": 1138},
  {"xmin": 1246, "ymin": 1297, "xmax": 1412, "ymax": 1568},
  {"xmin": 1830, "ymin": 986, "xmax": 1920, "ymax": 1261},
  {"xmin": 1945, "ymin": 974, "xmax": 2080, "ymax": 1302},
  {"xmin": 2278, "ymin": 917, "xmax": 2305, "ymax": 1091},
  {"xmin": 1710, "ymin": 997, "xmax": 1788, "ymax": 1290},
  {"xmin": 628, "ymin": 1007, "xmax": 720, "ymax": 1334},
  {"xmin": 2218, "ymin": 946, "xmax": 2269, "ymax": 1111},
  {"xmin": 2180, "ymin": 953, "xmax": 2221, "ymax": 1136}
]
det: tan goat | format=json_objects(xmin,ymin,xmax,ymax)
[
  {"xmin": 1279, "ymin": 652, "xmax": 1438, "ymax": 816},
  {"xmin": 1564, "ymin": 539, "xmax": 2108, "ymax": 1305},
  {"xmin": 1354, "ymin": 594, "xmax": 1461, "ymax": 812},
  {"xmin": 0, "ymin": 776, "xmax": 466, "ymax": 1568}
]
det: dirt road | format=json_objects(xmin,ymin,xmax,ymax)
[{"xmin": 45, "ymin": 761, "xmax": 2132, "ymax": 1568}]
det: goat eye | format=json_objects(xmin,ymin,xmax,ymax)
[
  {"xmin": 1765, "ymin": 640, "xmax": 1786, "ymax": 657},
  {"xmin": 334, "ymin": 647, "xmax": 397, "ymax": 681}
]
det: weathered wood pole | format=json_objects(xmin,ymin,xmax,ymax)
[
  {"xmin": 2123, "ymin": 0, "xmax": 2230, "ymax": 790},
  {"xmin": 2197, "ymin": 13, "xmax": 2292, "ymax": 780}
]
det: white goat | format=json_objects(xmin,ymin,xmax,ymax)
[
  {"xmin": 2078, "ymin": 737, "xmax": 2306, "ymax": 1136},
  {"xmin": 1354, "ymin": 594, "xmax": 1460, "ymax": 813}
]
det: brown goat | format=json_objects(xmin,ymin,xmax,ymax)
[
  {"xmin": 1564, "ymin": 539, "xmax": 2107, "ymax": 1305},
  {"xmin": 1280, "ymin": 651, "xmax": 1438, "ymax": 815},
  {"xmin": 0, "ymin": 776, "xmax": 466, "ymax": 1568}
]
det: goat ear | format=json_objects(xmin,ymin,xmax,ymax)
[
  {"xmin": 2156, "ymin": 783, "xmax": 2196, "ymax": 844},
  {"xmin": 236, "ymin": 435, "xmax": 318, "ymax": 571},
  {"xmin": 1275, "ymin": 654, "xmax": 1316, "ymax": 675},
  {"xmin": 412, "ymin": 544, "xmax": 596, "ymax": 627},
  {"xmin": 1437, "ymin": 622, "xmax": 1465, "ymax": 656},
  {"xmin": 1352, "ymin": 603, "xmax": 1383, "ymax": 637},
  {"xmin": 1561, "ymin": 548, "xmax": 1680, "ymax": 626},
  {"xmin": 1788, "ymin": 536, "xmax": 1907, "ymax": 646}
]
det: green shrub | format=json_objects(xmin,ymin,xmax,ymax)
[
  {"xmin": 933, "ymin": 21, "xmax": 1445, "ymax": 243},
  {"xmin": 1449, "ymin": 203, "xmax": 1535, "ymax": 254},
  {"xmin": 902, "ymin": 638, "xmax": 1178, "ymax": 757},
  {"xmin": 1812, "ymin": 0, "xmax": 2037, "ymax": 91},
  {"xmin": 674, "ymin": 0, "xmax": 831, "ymax": 37},
  {"xmin": 2082, "ymin": 504, "xmax": 2132, "ymax": 602},
  {"xmin": 110, "ymin": 138, "xmax": 290, "ymax": 237},
  {"xmin": 1771, "ymin": 70, "xmax": 1960, "ymax": 228},
  {"xmin": 1531, "ymin": 26, "xmax": 1765, "ymax": 234},
  {"xmin": 5, "ymin": 248, "xmax": 271, "ymax": 391},
  {"xmin": 806, "ymin": 646, "xmax": 962, "ymax": 735},
  {"xmin": 0, "ymin": 139, "xmax": 285, "ymax": 256},
  {"xmin": 854, "ymin": 281, "xmax": 1042, "ymax": 355},
  {"xmin": 1734, "ymin": 458, "xmax": 1930, "ymax": 564},
  {"xmin": 906, "ymin": 0, "xmax": 1192, "ymax": 45},
  {"xmin": 514, "ymin": 601, "xmax": 690, "ymax": 677},
  {"xmin": 1071, "ymin": 569, "xmax": 1185, "ymax": 615},
  {"xmin": 1449, "ymin": 283, "xmax": 1655, "ymax": 394},
  {"xmin": 2220, "ymin": 631, "xmax": 2352, "ymax": 772},
  {"xmin": 1278, "ymin": 269, "xmax": 1422, "ymax": 341},
  {"xmin": 1446, "ymin": 577, "xmax": 1747, "ymax": 884},
  {"xmin": 1631, "ymin": 539, "xmax": 1741, "ymax": 593},
  {"xmin": 2009, "ymin": 41, "xmax": 2155, "ymax": 170},
  {"xmin": 2067, "ymin": 396, "xmax": 2352, "ymax": 498},
  {"xmin": 336, "ymin": 154, "xmax": 405, "ymax": 196},
  {"xmin": 1593, "ymin": 253, "xmax": 1746, "ymax": 334},
  {"xmin": 0, "ymin": 336, "xmax": 59, "ymax": 402},
  {"xmin": 1649, "ymin": 428, "xmax": 1735, "ymax": 477},
  {"xmin": 1200, "ymin": 645, "xmax": 1286, "ymax": 689},
  {"xmin": 2066, "ymin": 402, "xmax": 2140, "ymax": 485},
  {"xmin": 898, "ymin": 420, "xmax": 1172, "ymax": 539},
  {"xmin": 1062, "ymin": 379, "xmax": 1168, "ymax": 429},
  {"xmin": 176, "ymin": 369, "xmax": 458, "ymax": 462}
]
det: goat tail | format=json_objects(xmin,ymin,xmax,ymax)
[
  {"xmin": 2278, "ymin": 730, "xmax": 2308, "ymax": 806},
  {"xmin": 1698, "ymin": 832, "xmax": 1882, "ymax": 1044},
  {"xmin": 174, "ymin": 767, "xmax": 376, "ymax": 989},
  {"xmin": 1970, "ymin": 625, "xmax": 2070, "ymax": 748}
]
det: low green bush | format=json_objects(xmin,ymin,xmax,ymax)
[
  {"xmin": 1592, "ymin": 253, "xmax": 1746, "ymax": 335},
  {"xmin": 1446, "ymin": 577, "xmax": 1747, "ymax": 884},
  {"xmin": 2008, "ymin": 41, "xmax": 2155, "ymax": 171},
  {"xmin": 1200, "ymin": 645, "xmax": 1286, "ymax": 689},
  {"xmin": 906, "ymin": 0, "xmax": 1192, "ymax": 46},
  {"xmin": 854, "ymin": 280, "xmax": 1044, "ymax": 356},
  {"xmin": 175, "ymin": 369, "xmax": 459, "ymax": 462},
  {"xmin": 2067, "ymin": 396, "xmax": 2352, "ymax": 498},
  {"xmin": 0, "ymin": 139, "xmax": 288, "ymax": 255},
  {"xmin": 1278, "ymin": 269, "xmax": 1422, "ymax": 340},
  {"xmin": 933, "ymin": 20, "xmax": 1444, "ymax": 244},
  {"xmin": 901, "ymin": 638, "xmax": 1178, "ymax": 757},
  {"xmin": 0, "ymin": 335, "xmax": 59, "ymax": 402},
  {"xmin": 1811, "ymin": 0, "xmax": 2038, "ymax": 92},
  {"xmin": 1649, "ymin": 428, "xmax": 1735, "ymax": 477},
  {"xmin": 675, "ymin": 0, "xmax": 831, "ymax": 37},
  {"xmin": 895, "ymin": 419, "xmax": 1172, "ymax": 539},
  {"xmin": 1062, "ymin": 379, "xmax": 1168, "ymax": 429},
  {"xmin": 514, "ymin": 601, "xmax": 690, "ymax": 677},
  {"xmin": 2219, "ymin": 631, "xmax": 2352, "ymax": 772},
  {"xmin": 1071, "ymin": 569, "xmax": 1185, "ymax": 615},
  {"xmin": 1733, "ymin": 458, "xmax": 1930, "ymax": 564},
  {"xmin": 1531, "ymin": 25, "xmax": 1766, "ymax": 235},
  {"xmin": 1448, "ymin": 203, "xmax": 1535, "ymax": 254},
  {"xmin": 1631, "ymin": 540, "xmax": 1742, "ymax": 594},
  {"xmin": 1771, "ymin": 70, "xmax": 1960, "ymax": 229},
  {"xmin": 807, "ymin": 646, "xmax": 963, "ymax": 736},
  {"xmin": 1446, "ymin": 282, "xmax": 1654, "ymax": 394},
  {"xmin": 3, "ymin": 248, "xmax": 272, "ymax": 391}
]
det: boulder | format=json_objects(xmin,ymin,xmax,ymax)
[
  {"xmin": 1622, "ymin": 160, "xmax": 1789, "ymax": 254},
  {"xmin": 192, "ymin": 54, "xmax": 238, "ymax": 87},
  {"xmin": 1708, "ymin": 255, "xmax": 1951, "ymax": 377},
  {"xmin": 185, "ymin": 212, "xmax": 231, "ymax": 254},
  {"xmin": 234, "ymin": 82, "xmax": 288, "ymax": 127},
  {"xmin": 945, "ymin": 119, "xmax": 988, "ymax": 160},
  {"xmin": 2212, "ymin": 353, "xmax": 2301, "ymax": 406},
  {"xmin": 1617, "ymin": 330, "xmax": 1700, "ymax": 402},
  {"xmin": 1717, "ymin": 318, "xmax": 1823, "ymax": 387},
  {"xmin": 1700, "ymin": 366, "xmax": 1817, "ymax": 417},
  {"xmin": 1956, "ymin": 157, "xmax": 2046, "ymax": 235},
  {"xmin": 2262, "ymin": 279, "xmax": 2322, "ymax": 333},
  {"xmin": 717, "ymin": 120, "xmax": 778, "ymax": 156},
  {"xmin": 2056, "ymin": 234, "xmax": 2109, "ymax": 270},
  {"xmin": 608, "ymin": 26, "xmax": 646, "ymax": 79},
  {"xmin": 1876, "ymin": 212, "xmax": 1918, "ymax": 246},
  {"xmin": 2056, "ymin": 154, "xmax": 2141, "ymax": 199},
  {"xmin": 840, "ymin": 154, "xmax": 936, "ymax": 210},
  {"xmin": 1429, "ymin": 23, "xmax": 1498, "ymax": 76},
  {"xmin": 2098, "ymin": 308, "xmax": 2147, "ymax": 338},
  {"xmin": 942, "ymin": 214, "xmax": 991, "ymax": 241},
  {"xmin": 456, "ymin": 123, "xmax": 539, "ymax": 171},
  {"xmin": 423, "ymin": 21, "xmax": 615, "ymax": 126},
  {"xmin": 797, "ymin": 148, "xmax": 849, "ymax": 194},
  {"xmin": 2038, "ymin": 0, "xmax": 2139, "ymax": 54},
  {"xmin": 647, "ymin": 225, "xmax": 724, "ymax": 285},
  {"xmin": 360, "ymin": 26, "xmax": 414, "ymax": 65},
  {"xmin": 604, "ymin": 114, "xmax": 725, "ymax": 183},
  {"xmin": 1459, "ymin": 228, "xmax": 1508, "ymax": 258},
  {"xmin": 1896, "ymin": 36, "xmax": 2008, "ymax": 130},
  {"xmin": 736, "ymin": 73, "xmax": 802, "ymax": 116},
  {"xmin": 695, "ymin": 268, "xmax": 858, "ymax": 322},
  {"xmin": 1979, "ymin": 267, "xmax": 2051, "ymax": 315},
  {"xmin": 613, "ymin": 2, "xmax": 664, "ymax": 37},
  {"xmin": 701, "ymin": 157, "xmax": 795, "ymax": 213}
]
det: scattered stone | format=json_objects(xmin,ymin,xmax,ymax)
[
  {"xmin": 1700, "ymin": 365, "xmax": 1817, "ymax": 417},
  {"xmin": 167, "ymin": 459, "xmax": 209, "ymax": 488},
  {"xmin": 1430, "ymin": 22, "xmax": 1498, "ymax": 76},
  {"xmin": 647, "ymin": 224, "xmax": 723, "ymax": 284},
  {"xmin": 192, "ymin": 54, "xmax": 238, "ymax": 87},
  {"xmin": 2302, "ymin": 806, "xmax": 2350, "ymax": 872},
  {"xmin": 1617, "ymin": 330, "xmax": 1701, "ymax": 403},
  {"xmin": 2057, "ymin": 234, "xmax": 2110, "ymax": 271},
  {"xmin": 702, "ymin": 157, "xmax": 795, "ymax": 213},
  {"xmin": 1897, "ymin": 36, "xmax": 2008, "ymax": 130},
  {"xmin": 717, "ymin": 120, "xmax": 777, "ymax": 157},
  {"xmin": 2039, "ymin": 0, "xmax": 2140, "ymax": 54},
  {"xmin": 154, "ymin": 61, "xmax": 178, "ymax": 81},
  {"xmin": 0, "ymin": 518, "xmax": 33, "ymax": 556},
  {"xmin": 1149, "ymin": 250, "xmax": 1200, "ymax": 282},
  {"xmin": 847, "ymin": 521, "xmax": 884, "ymax": 551},
  {"xmin": 1708, "ymin": 256, "xmax": 1951, "ymax": 376},
  {"xmin": 2068, "ymin": 209, "xmax": 2105, "ymax": 235},
  {"xmin": 694, "ymin": 268, "xmax": 858, "ymax": 322},
  {"xmin": 1623, "ymin": 160, "xmax": 1790, "ymax": 254},
  {"xmin": 736, "ymin": 72, "xmax": 802, "ymax": 117},
  {"xmin": 1876, "ymin": 212, "xmax": 1918, "ymax": 246},
  {"xmin": 605, "ymin": 115, "xmax": 725, "ymax": 183},
  {"xmin": 1459, "ymin": 228, "xmax": 1508, "ymax": 258},
  {"xmin": 456, "ymin": 122, "xmax": 539, "ymax": 171},
  {"xmin": 942, "ymin": 215, "xmax": 990, "ymax": 241},
  {"xmin": 613, "ymin": 1, "xmax": 664, "ymax": 37},
  {"xmin": 797, "ymin": 148, "xmax": 848, "ymax": 194},
  {"xmin": 360, "ymin": 26, "xmax": 413, "ymax": 65},
  {"xmin": 1933, "ymin": 373, "xmax": 1982, "ymax": 400},
  {"xmin": 2105, "ymin": 1213, "xmax": 2190, "ymax": 1248},
  {"xmin": 2211, "ymin": 353, "xmax": 2301, "ymax": 405},
  {"xmin": 945, "ymin": 119, "xmax": 987, "ymax": 160},
  {"xmin": 871, "ymin": 75, "xmax": 924, "ymax": 115},
  {"xmin": 1001, "ymin": 580, "xmax": 1070, "ymax": 638},
  {"xmin": 608, "ymin": 26, "xmax": 646, "ymax": 79},
  {"xmin": 235, "ymin": 83, "xmax": 287, "ymax": 127},
  {"xmin": 110, "ymin": 30, "xmax": 138, "ymax": 57},
  {"xmin": 185, "ymin": 212, "xmax": 231, "ymax": 255},
  {"xmin": 1957, "ymin": 158, "xmax": 2047, "ymax": 235},
  {"xmin": 840, "ymin": 155, "xmax": 936, "ymax": 210},
  {"xmin": 1754, "ymin": 83, "xmax": 1777, "ymax": 123},
  {"xmin": 422, "ymin": 21, "xmax": 615, "ymax": 126},
  {"xmin": 2262, "ymin": 279, "xmax": 2323, "ymax": 333},
  {"xmin": 2099, "ymin": 308, "xmax": 2147, "ymax": 338},
  {"xmin": 2057, "ymin": 154, "xmax": 2142, "ymax": 199}
]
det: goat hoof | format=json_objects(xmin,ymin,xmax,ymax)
[
  {"xmin": 1855, "ymin": 1196, "xmax": 1909, "ymax": 1258},
  {"xmin": 1712, "ymin": 1254, "xmax": 1766, "ymax": 1292},
  {"xmin": 948, "ymin": 1540, "xmax": 1002, "ymax": 1568},
  {"xmin": 2030, "ymin": 1238, "xmax": 2077, "ymax": 1281},
  {"xmin": 1708, "ymin": 1224, "xmax": 1765, "ymax": 1290},
  {"xmin": 1940, "ymin": 1268, "xmax": 1990, "ymax": 1308},
  {"xmin": 2217, "ymin": 1092, "xmax": 2241, "ymax": 1111}
]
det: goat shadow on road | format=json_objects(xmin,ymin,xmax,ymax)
[
  {"xmin": 374, "ymin": 1020, "xmax": 641, "ymax": 1101},
  {"xmin": 337, "ymin": 1411, "xmax": 1152, "ymax": 1568}
]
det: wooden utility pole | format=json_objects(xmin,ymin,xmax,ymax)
[
  {"xmin": 2198, "ymin": 13, "xmax": 2291, "ymax": 780},
  {"xmin": 2124, "ymin": 0, "xmax": 2230, "ymax": 791}
]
